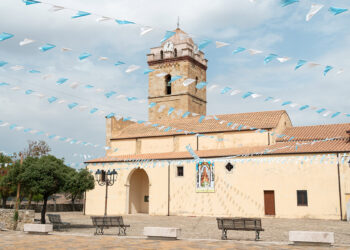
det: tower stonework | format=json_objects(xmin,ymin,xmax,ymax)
[{"xmin": 147, "ymin": 28, "xmax": 208, "ymax": 121}]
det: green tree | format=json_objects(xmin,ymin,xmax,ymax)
[
  {"xmin": 64, "ymin": 169, "xmax": 95, "ymax": 211},
  {"xmin": 0, "ymin": 153, "xmax": 14, "ymax": 208},
  {"xmin": 19, "ymin": 155, "xmax": 70, "ymax": 224},
  {"xmin": 0, "ymin": 160, "xmax": 21, "ymax": 208}
]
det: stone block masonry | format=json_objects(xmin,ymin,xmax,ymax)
[{"xmin": 0, "ymin": 209, "xmax": 35, "ymax": 231}]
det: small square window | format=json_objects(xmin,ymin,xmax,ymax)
[
  {"xmin": 144, "ymin": 196, "xmax": 149, "ymax": 202},
  {"xmin": 297, "ymin": 190, "xmax": 308, "ymax": 206},
  {"xmin": 177, "ymin": 166, "xmax": 184, "ymax": 177}
]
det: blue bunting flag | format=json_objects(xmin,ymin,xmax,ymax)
[
  {"xmin": 328, "ymin": 7, "xmax": 348, "ymax": 15},
  {"xmin": 323, "ymin": 65, "xmax": 333, "ymax": 76},
  {"xmin": 90, "ymin": 108, "xmax": 98, "ymax": 114},
  {"xmin": 106, "ymin": 113, "xmax": 115, "ymax": 118},
  {"xmin": 281, "ymin": 0, "xmax": 299, "ymax": 7},
  {"xmin": 232, "ymin": 47, "xmax": 246, "ymax": 54},
  {"xmin": 282, "ymin": 101, "xmax": 292, "ymax": 106},
  {"xmin": 0, "ymin": 61, "xmax": 8, "ymax": 67},
  {"xmin": 169, "ymin": 75, "xmax": 182, "ymax": 83},
  {"xmin": 0, "ymin": 32, "xmax": 14, "ymax": 42},
  {"xmin": 29, "ymin": 69, "xmax": 40, "ymax": 73},
  {"xmin": 149, "ymin": 102, "xmax": 156, "ymax": 108},
  {"xmin": 182, "ymin": 111, "xmax": 190, "ymax": 118},
  {"xmin": 299, "ymin": 105, "xmax": 309, "ymax": 111},
  {"xmin": 9, "ymin": 124, "xmax": 17, "ymax": 130},
  {"xmin": 114, "ymin": 61, "xmax": 125, "ymax": 66},
  {"xmin": 264, "ymin": 54, "xmax": 278, "ymax": 64},
  {"xmin": 199, "ymin": 115, "xmax": 205, "ymax": 123},
  {"xmin": 198, "ymin": 39, "xmax": 211, "ymax": 50},
  {"xmin": 68, "ymin": 102, "xmax": 78, "ymax": 109},
  {"xmin": 56, "ymin": 78, "xmax": 68, "ymax": 85},
  {"xmin": 242, "ymin": 92, "xmax": 253, "ymax": 99},
  {"xmin": 196, "ymin": 82, "xmax": 207, "ymax": 89},
  {"xmin": 168, "ymin": 107, "xmax": 175, "ymax": 115},
  {"xmin": 160, "ymin": 31, "xmax": 176, "ymax": 43},
  {"xmin": 295, "ymin": 60, "xmax": 307, "ymax": 70},
  {"xmin": 105, "ymin": 91, "xmax": 116, "ymax": 98},
  {"xmin": 221, "ymin": 87, "xmax": 232, "ymax": 94},
  {"xmin": 72, "ymin": 11, "xmax": 91, "ymax": 18},
  {"xmin": 39, "ymin": 43, "xmax": 56, "ymax": 52},
  {"xmin": 331, "ymin": 112, "xmax": 341, "ymax": 118},
  {"xmin": 78, "ymin": 52, "xmax": 91, "ymax": 60},
  {"xmin": 0, "ymin": 82, "xmax": 9, "ymax": 87},
  {"xmin": 48, "ymin": 96, "xmax": 57, "ymax": 103},
  {"xmin": 264, "ymin": 97, "xmax": 273, "ymax": 102},
  {"xmin": 143, "ymin": 69, "xmax": 155, "ymax": 74},
  {"xmin": 316, "ymin": 108, "xmax": 326, "ymax": 113},
  {"xmin": 127, "ymin": 97, "xmax": 137, "ymax": 101},
  {"xmin": 25, "ymin": 89, "xmax": 34, "ymax": 95},
  {"xmin": 22, "ymin": 0, "xmax": 41, "ymax": 5},
  {"xmin": 115, "ymin": 19, "xmax": 135, "ymax": 25},
  {"xmin": 85, "ymin": 85, "xmax": 94, "ymax": 88}
]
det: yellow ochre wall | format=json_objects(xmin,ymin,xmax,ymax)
[{"xmin": 86, "ymin": 153, "xmax": 349, "ymax": 220}]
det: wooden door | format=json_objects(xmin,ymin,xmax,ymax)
[{"xmin": 264, "ymin": 190, "xmax": 275, "ymax": 215}]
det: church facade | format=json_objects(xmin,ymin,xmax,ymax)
[{"xmin": 85, "ymin": 28, "xmax": 350, "ymax": 220}]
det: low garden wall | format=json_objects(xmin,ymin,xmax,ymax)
[{"xmin": 0, "ymin": 209, "xmax": 35, "ymax": 231}]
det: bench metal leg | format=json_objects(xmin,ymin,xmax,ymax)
[
  {"xmin": 118, "ymin": 226, "xmax": 127, "ymax": 236},
  {"xmin": 255, "ymin": 231, "xmax": 260, "ymax": 241},
  {"xmin": 221, "ymin": 229, "xmax": 227, "ymax": 240},
  {"xmin": 94, "ymin": 226, "xmax": 104, "ymax": 235}
]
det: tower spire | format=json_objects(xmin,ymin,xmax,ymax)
[{"xmin": 177, "ymin": 16, "xmax": 180, "ymax": 29}]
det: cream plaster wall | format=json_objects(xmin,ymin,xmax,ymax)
[
  {"xmin": 86, "ymin": 153, "xmax": 349, "ymax": 220},
  {"xmin": 140, "ymin": 137, "xmax": 174, "ymax": 154}
]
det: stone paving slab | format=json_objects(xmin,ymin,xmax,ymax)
[
  {"xmin": 37, "ymin": 212, "xmax": 350, "ymax": 244},
  {"xmin": 1, "ymin": 231, "xmax": 349, "ymax": 249}
]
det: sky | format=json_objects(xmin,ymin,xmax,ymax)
[{"xmin": 0, "ymin": 0, "xmax": 349, "ymax": 167}]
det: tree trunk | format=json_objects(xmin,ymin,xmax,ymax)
[
  {"xmin": 41, "ymin": 196, "xmax": 48, "ymax": 224},
  {"xmin": 26, "ymin": 192, "xmax": 33, "ymax": 210},
  {"xmin": 2, "ymin": 196, "xmax": 7, "ymax": 208},
  {"xmin": 71, "ymin": 198, "xmax": 75, "ymax": 211}
]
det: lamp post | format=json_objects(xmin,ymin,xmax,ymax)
[{"xmin": 95, "ymin": 169, "xmax": 117, "ymax": 216}]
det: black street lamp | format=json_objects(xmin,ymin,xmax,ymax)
[{"xmin": 95, "ymin": 169, "xmax": 117, "ymax": 216}]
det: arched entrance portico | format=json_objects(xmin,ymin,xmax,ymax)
[{"xmin": 127, "ymin": 169, "xmax": 149, "ymax": 214}]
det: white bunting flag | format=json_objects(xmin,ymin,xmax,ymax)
[
  {"xmin": 11, "ymin": 86, "xmax": 20, "ymax": 91},
  {"xmin": 323, "ymin": 111, "xmax": 332, "ymax": 117},
  {"xmin": 277, "ymin": 57, "xmax": 291, "ymax": 63},
  {"xmin": 230, "ymin": 89, "xmax": 241, "ymax": 96},
  {"xmin": 156, "ymin": 72, "xmax": 167, "ymax": 77},
  {"xmin": 183, "ymin": 78, "xmax": 195, "ymax": 86},
  {"xmin": 248, "ymin": 49, "xmax": 263, "ymax": 55},
  {"xmin": 272, "ymin": 98, "xmax": 281, "ymax": 103},
  {"xmin": 49, "ymin": 5, "xmax": 65, "ymax": 12},
  {"xmin": 251, "ymin": 93, "xmax": 261, "ymax": 98},
  {"xmin": 42, "ymin": 74, "xmax": 53, "ymax": 80},
  {"xmin": 337, "ymin": 69, "xmax": 344, "ymax": 74},
  {"xmin": 95, "ymin": 88, "xmax": 104, "ymax": 93},
  {"xmin": 19, "ymin": 38, "xmax": 35, "ymax": 46},
  {"xmin": 10, "ymin": 65, "xmax": 24, "ymax": 71},
  {"xmin": 58, "ymin": 100, "xmax": 66, "ymax": 104},
  {"xmin": 96, "ymin": 16, "xmax": 112, "ymax": 22},
  {"xmin": 125, "ymin": 65, "xmax": 140, "ymax": 73},
  {"xmin": 0, "ymin": 122, "xmax": 9, "ymax": 127},
  {"xmin": 34, "ymin": 93, "xmax": 45, "ymax": 98},
  {"xmin": 140, "ymin": 26, "xmax": 153, "ymax": 36},
  {"xmin": 306, "ymin": 4, "xmax": 324, "ymax": 22},
  {"xmin": 207, "ymin": 84, "xmax": 218, "ymax": 91},
  {"xmin": 61, "ymin": 48, "xmax": 72, "ymax": 52},
  {"xmin": 308, "ymin": 62, "xmax": 321, "ymax": 68},
  {"xmin": 290, "ymin": 103, "xmax": 299, "ymax": 108},
  {"xmin": 70, "ymin": 82, "xmax": 80, "ymax": 89},
  {"xmin": 215, "ymin": 41, "xmax": 230, "ymax": 48},
  {"xmin": 78, "ymin": 106, "xmax": 88, "ymax": 111},
  {"xmin": 98, "ymin": 57, "xmax": 108, "ymax": 61},
  {"xmin": 117, "ymin": 94, "xmax": 125, "ymax": 99}
]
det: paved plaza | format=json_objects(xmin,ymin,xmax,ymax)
[{"xmin": 1, "ymin": 212, "xmax": 350, "ymax": 249}]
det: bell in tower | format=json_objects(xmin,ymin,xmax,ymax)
[{"xmin": 147, "ymin": 28, "xmax": 208, "ymax": 121}]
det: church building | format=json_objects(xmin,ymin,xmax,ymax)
[{"xmin": 85, "ymin": 28, "xmax": 350, "ymax": 220}]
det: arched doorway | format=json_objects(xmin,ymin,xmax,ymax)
[{"xmin": 128, "ymin": 169, "xmax": 149, "ymax": 214}]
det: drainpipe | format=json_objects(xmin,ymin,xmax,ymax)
[
  {"xmin": 337, "ymin": 153, "xmax": 343, "ymax": 220},
  {"xmin": 168, "ymin": 161, "xmax": 170, "ymax": 216}
]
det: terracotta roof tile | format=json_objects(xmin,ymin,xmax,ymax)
[
  {"xmin": 86, "ymin": 139, "xmax": 350, "ymax": 163},
  {"xmin": 278, "ymin": 123, "xmax": 350, "ymax": 142},
  {"xmin": 113, "ymin": 110, "xmax": 287, "ymax": 139}
]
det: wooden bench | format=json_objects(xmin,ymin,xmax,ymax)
[
  {"xmin": 91, "ymin": 216, "xmax": 130, "ymax": 236},
  {"xmin": 47, "ymin": 214, "xmax": 70, "ymax": 231},
  {"xmin": 216, "ymin": 217, "xmax": 264, "ymax": 240}
]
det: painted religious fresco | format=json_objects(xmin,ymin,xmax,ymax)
[{"xmin": 196, "ymin": 161, "xmax": 215, "ymax": 192}]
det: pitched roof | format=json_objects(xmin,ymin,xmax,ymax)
[
  {"xmin": 278, "ymin": 123, "xmax": 350, "ymax": 142},
  {"xmin": 86, "ymin": 139, "xmax": 350, "ymax": 163},
  {"xmin": 112, "ymin": 110, "xmax": 288, "ymax": 139}
]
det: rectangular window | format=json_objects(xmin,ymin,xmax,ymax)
[
  {"xmin": 177, "ymin": 166, "xmax": 184, "ymax": 177},
  {"xmin": 297, "ymin": 190, "xmax": 308, "ymax": 206}
]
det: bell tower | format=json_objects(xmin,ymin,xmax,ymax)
[{"xmin": 147, "ymin": 28, "xmax": 208, "ymax": 121}]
